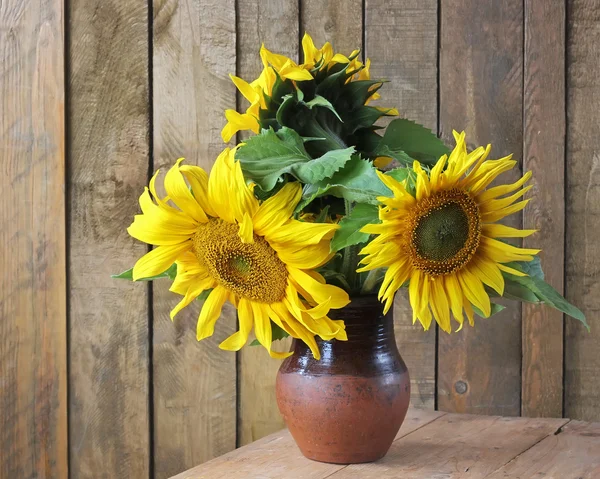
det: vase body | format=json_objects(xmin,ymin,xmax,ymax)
[{"xmin": 275, "ymin": 295, "xmax": 410, "ymax": 464}]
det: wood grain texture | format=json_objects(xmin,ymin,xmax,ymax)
[
  {"xmin": 0, "ymin": 1, "xmax": 67, "ymax": 477},
  {"xmin": 68, "ymin": 1, "xmax": 150, "ymax": 477},
  {"xmin": 487, "ymin": 420, "xmax": 600, "ymax": 478},
  {"xmin": 300, "ymin": 0, "xmax": 362, "ymax": 56},
  {"xmin": 171, "ymin": 408, "xmax": 445, "ymax": 479},
  {"xmin": 437, "ymin": 0, "xmax": 524, "ymax": 416},
  {"xmin": 236, "ymin": 0, "xmax": 299, "ymax": 447},
  {"xmin": 331, "ymin": 415, "xmax": 568, "ymax": 478},
  {"xmin": 365, "ymin": 0, "xmax": 438, "ymax": 409},
  {"xmin": 521, "ymin": 0, "xmax": 565, "ymax": 418},
  {"xmin": 152, "ymin": 0, "xmax": 237, "ymax": 476},
  {"xmin": 565, "ymin": 0, "xmax": 600, "ymax": 422}
]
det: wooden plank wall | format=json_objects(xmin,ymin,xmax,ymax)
[{"xmin": 1, "ymin": 0, "xmax": 599, "ymax": 478}]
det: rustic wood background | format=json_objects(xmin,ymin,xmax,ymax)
[{"xmin": 1, "ymin": 0, "xmax": 599, "ymax": 478}]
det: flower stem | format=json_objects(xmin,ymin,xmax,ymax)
[
  {"xmin": 342, "ymin": 199, "xmax": 359, "ymax": 293},
  {"xmin": 361, "ymin": 268, "xmax": 381, "ymax": 295}
]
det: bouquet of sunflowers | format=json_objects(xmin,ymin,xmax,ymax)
[{"xmin": 115, "ymin": 34, "xmax": 586, "ymax": 360}]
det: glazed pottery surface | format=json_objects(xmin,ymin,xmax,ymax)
[{"xmin": 276, "ymin": 295, "xmax": 410, "ymax": 464}]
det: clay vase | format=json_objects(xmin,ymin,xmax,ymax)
[{"xmin": 275, "ymin": 295, "xmax": 410, "ymax": 464}]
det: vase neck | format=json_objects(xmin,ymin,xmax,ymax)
[
  {"xmin": 291, "ymin": 295, "xmax": 400, "ymax": 372},
  {"xmin": 327, "ymin": 295, "xmax": 394, "ymax": 344}
]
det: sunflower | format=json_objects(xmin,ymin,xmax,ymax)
[
  {"xmin": 127, "ymin": 148, "xmax": 349, "ymax": 358},
  {"xmin": 358, "ymin": 131, "xmax": 539, "ymax": 333},
  {"xmin": 221, "ymin": 33, "xmax": 395, "ymax": 142}
]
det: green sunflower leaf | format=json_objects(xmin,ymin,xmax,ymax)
[
  {"xmin": 504, "ymin": 256, "xmax": 545, "ymax": 280},
  {"xmin": 378, "ymin": 118, "xmax": 450, "ymax": 166},
  {"xmin": 501, "ymin": 260, "xmax": 588, "ymax": 329},
  {"xmin": 236, "ymin": 127, "xmax": 354, "ymax": 191},
  {"xmin": 299, "ymin": 155, "xmax": 392, "ymax": 208},
  {"xmin": 292, "ymin": 147, "xmax": 356, "ymax": 184},
  {"xmin": 473, "ymin": 302, "xmax": 506, "ymax": 319},
  {"xmin": 111, "ymin": 263, "xmax": 177, "ymax": 281},
  {"xmin": 330, "ymin": 203, "xmax": 379, "ymax": 252},
  {"xmin": 341, "ymin": 80, "xmax": 384, "ymax": 110},
  {"xmin": 376, "ymin": 144, "xmax": 415, "ymax": 168},
  {"xmin": 304, "ymin": 95, "xmax": 343, "ymax": 122},
  {"xmin": 347, "ymin": 105, "xmax": 395, "ymax": 134}
]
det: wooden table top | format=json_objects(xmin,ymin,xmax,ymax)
[{"xmin": 171, "ymin": 408, "xmax": 600, "ymax": 478}]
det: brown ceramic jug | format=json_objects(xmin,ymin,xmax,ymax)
[{"xmin": 276, "ymin": 295, "xmax": 410, "ymax": 464}]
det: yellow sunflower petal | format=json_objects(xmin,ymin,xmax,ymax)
[
  {"xmin": 270, "ymin": 302, "xmax": 321, "ymax": 360},
  {"xmin": 253, "ymin": 182, "xmax": 302, "ymax": 234},
  {"xmin": 219, "ymin": 297, "xmax": 254, "ymax": 350},
  {"xmin": 497, "ymin": 263, "xmax": 528, "ymax": 277},
  {"xmin": 252, "ymin": 302, "xmax": 273, "ymax": 352},
  {"xmin": 458, "ymin": 269, "xmax": 491, "ymax": 318},
  {"xmin": 127, "ymin": 212, "xmax": 195, "ymax": 246},
  {"xmin": 275, "ymin": 242, "xmax": 333, "ymax": 270},
  {"xmin": 179, "ymin": 164, "xmax": 218, "ymax": 217},
  {"xmin": 288, "ymin": 267, "xmax": 350, "ymax": 309},
  {"xmin": 444, "ymin": 274, "xmax": 465, "ymax": 325},
  {"xmin": 413, "ymin": 161, "xmax": 431, "ymax": 200},
  {"xmin": 229, "ymin": 74, "xmax": 259, "ymax": 103},
  {"xmin": 482, "ymin": 223, "xmax": 537, "ymax": 238},
  {"xmin": 408, "ymin": 269, "xmax": 424, "ymax": 323},
  {"xmin": 238, "ymin": 212, "xmax": 254, "ymax": 244},
  {"xmin": 230, "ymin": 157, "xmax": 259, "ymax": 222},
  {"xmin": 429, "ymin": 154, "xmax": 447, "ymax": 189},
  {"xmin": 480, "ymin": 237, "xmax": 540, "ymax": 263},
  {"xmin": 301, "ymin": 32, "xmax": 319, "ymax": 65},
  {"xmin": 429, "ymin": 279, "xmax": 451, "ymax": 333},
  {"xmin": 132, "ymin": 242, "xmax": 191, "ymax": 281},
  {"xmin": 470, "ymin": 258, "xmax": 504, "ymax": 296},
  {"xmin": 163, "ymin": 159, "xmax": 208, "ymax": 222},
  {"xmin": 265, "ymin": 220, "xmax": 338, "ymax": 246},
  {"xmin": 480, "ymin": 185, "xmax": 532, "ymax": 212},
  {"xmin": 207, "ymin": 148, "xmax": 236, "ymax": 223},
  {"xmin": 463, "ymin": 295, "xmax": 475, "ymax": 326},
  {"xmin": 196, "ymin": 286, "xmax": 229, "ymax": 340},
  {"xmin": 170, "ymin": 275, "xmax": 214, "ymax": 320},
  {"xmin": 476, "ymin": 171, "xmax": 533, "ymax": 203},
  {"xmin": 481, "ymin": 199, "xmax": 531, "ymax": 223}
]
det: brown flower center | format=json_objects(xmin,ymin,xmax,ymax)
[
  {"xmin": 407, "ymin": 189, "xmax": 481, "ymax": 276},
  {"xmin": 192, "ymin": 219, "xmax": 288, "ymax": 303}
]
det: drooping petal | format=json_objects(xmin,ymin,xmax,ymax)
[
  {"xmin": 429, "ymin": 279, "xmax": 451, "ymax": 333},
  {"xmin": 132, "ymin": 242, "xmax": 192, "ymax": 280},
  {"xmin": 219, "ymin": 297, "xmax": 254, "ymax": 350},
  {"xmin": 457, "ymin": 269, "xmax": 491, "ymax": 318},
  {"xmin": 170, "ymin": 275, "xmax": 214, "ymax": 320},
  {"xmin": 196, "ymin": 286, "xmax": 229, "ymax": 340},
  {"xmin": 287, "ymin": 267, "xmax": 350, "ymax": 309}
]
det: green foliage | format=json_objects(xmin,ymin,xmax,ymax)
[
  {"xmin": 250, "ymin": 321, "xmax": 290, "ymax": 346},
  {"xmin": 251, "ymin": 59, "xmax": 395, "ymax": 161},
  {"xmin": 473, "ymin": 302, "xmax": 506, "ymax": 319},
  {"xmin": 500, "ymin": 257, "xmax": 588, "ymax": 329},
  {"xmin": 236, "ymin": 128, "xmax": 354, "ymax": 191},
  {"xmin": 300, "ymin": 155, "xmax": 392, "ymax": 209},
  {"xmin": 112, "ymin": 263, "xmax": 177, "ymax": 281},
  {"xmin": 304, "ymin": 95, "xmax": 343, "ymax": 122},
  {"xmin": 376, "ymin": 119, "xmax": 450, "ymax": 167},
  {"xmin": 330, "ymin": 204, "xmax": 379, "ymax": 252}
]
